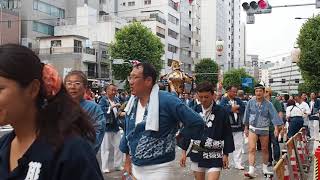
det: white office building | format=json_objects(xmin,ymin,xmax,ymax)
[
  {"xmin": 269, "ymin": 56, "xmax": 303, "ymax": 95},
  {"xmin": 116, "ymin": 0, "xmax": 201, "ymax": 74},
  {"xmin": 200, "ymin": 0, "xmax": 241, "ymax": 73}
]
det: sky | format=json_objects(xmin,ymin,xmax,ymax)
[{"xmin": 241, "ymin": 0, "xmax": 320, "ymax": 62}]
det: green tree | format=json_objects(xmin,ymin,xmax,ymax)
[
  {"xmin": 194, "ymin": 58, "xmax": 219, "ymax": 85},
  {"xmin": 110, "ymin": 22, "xmax": 165, "ymax": 80},
  {"xmin": 297, "ymin": 15, "xmax": 320, "ymax": 92},
  {"xmin": 223, "ymin": 68, "xmax": 256, "ymax": 93}
]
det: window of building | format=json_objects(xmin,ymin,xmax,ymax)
[
  {"xmin": 33, "ymin": 0, "xmax": 65, "ymax": 18},
  {"xmin": 196, "ymin": 27, "xmax": 200, "ymax": 34},
  {"xmin": 122, "ymin": 2, "xmax": 126, "ymax": 6},
  {"xmin": 128, "ymin": 1, "xmax": 135, "ymax": 6},
  {"xmin": 168, "ymin": 29, "xmax": 178, "ymax": 39},
  {"xmin": 32, "ymin": 21, "xmax": 54, "ymax": 35},
  {"xmin": 101, "ymin": 50, "xmax": 108, "ymax": 58},
  {"xmin": 7, "ymin": 20, "xmax": 11, "ymax": 28},
  {"xmin": 188, "ymin": 37, "xmax": 191, "ymax": 44},
  {"xmin": 85, "ymin": 47, "xmax": 95, "ymax": 55},
  {"xmin": 188, "ymin": 51, "xmax": 191, "ymax": 57},
  {"xmin": 168, "ymin": 14, "xmax": 179, "ymax": 25},
  {"xmin": 74, "ymin": 40, "xmax": 83, "ymax": 53},
  {"xmin": 195, "ymin": 52, "xmax": 199, "ymax": 58},
  {"xmin": 51, "ymin": 40, "xmax": 61, "ymax": 47},
  {"xmin": 188, "ymin": 11, "xmax": 191, "ymax": 18},
  {"xmin": 168, "ymin": 44, "xmax": 178, "ymax": 53},
  {"xmin": 87, "ymin": 64, "xmax": 96, "ymax": 78},
  {"xmin": 195, "ymin": 40, "xmax": 199, "ymax": 46},
  {"xmin": 168, "ymin": 0, "xmax": 178, "ymax": 11},
  {"xmin": 4, "ymin": 0, "xmax": 20, "ymax": 9},
  {"xmin": 188, "ymin": 24, "xmax": 191, "ymax": 31},
  {"xmin": 156, "ymin": 26, "xmax": 165, "ymax": 38},
  {"xmin": 144, "ymin": 0, "xmax": 151, "ymax": 5},
  {"xmin": 84, "ymin": 0, "xmax": 88, "ymax": 4},
  {"xmin": 167, "ymin": 59, "xmax": 173, "ymax": 66}
]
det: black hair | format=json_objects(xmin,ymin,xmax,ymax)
[
  {"xmin": 226, "ymin": 85, "xmax": 237, "ymax": 91},
  {"xmin": 287, "ymin": 99, "xmax": 296, "ymax": 106},
  {"xmin": 196, "ymin": 82, "xmax": 214, "ymax": 94},
  {"xmin": 284, "ymin": 94, "xmax": 290, "ymax": 101},
  {"xmin": 254, "ymin": 84, "xmax": 265, "ymax": 90},
  {"xmin": 104, "ymin": 83, "xmax": 117, "ymax": 91},
  {"xmin": 134, "ymin": 62, "xmax": 158, "ymax": 85},
  {"xmin": 64, "ymin": 70, "xmax": 88, "ymax": 88},
  {"xmin": 0, "ymin": 44, "xmax": 95, "ymax": 149},
  {"xmin": 158, "ymin": 82, "xmax": 166, "ymax": 90}
]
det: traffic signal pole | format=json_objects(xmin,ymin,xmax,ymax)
[
  {"xmin": 272, "ymin": 3, "xmax": 316, "ymax": 8},
  {"xmin": 242, "ymin": 1, "xmax": 319, "ymax": 24}
]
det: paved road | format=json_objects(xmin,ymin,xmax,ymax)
[
  {"xmin": 0, "ymin": 129, "xmax": 287, "ymax": 180},
  {"xmin": 100, "ymin": 147, "xmax": 269, "ymax": 180}
]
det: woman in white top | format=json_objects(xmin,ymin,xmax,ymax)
[{"xmin": 286, "ymin": 99, "xmax": 304, "ymax": 138}]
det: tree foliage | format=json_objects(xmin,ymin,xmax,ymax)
[
  {"xmin": 194, "ymin": 58, "xmax": 219, "ymax": 85},
  {"xmin": 297, "ymin": 15, "xmax": 320, "ymax": 92},
  {"xmin": 110, "ymin": 22, "xmax": 165, "ymax": 80},
  {"xmin": 223, "ymin": 68, "xmax": 256, "ymax": 93}
]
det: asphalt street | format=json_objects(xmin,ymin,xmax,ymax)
[{"xmin": 1, "ymin": 128, "xmax": 311, "ymax": 180}]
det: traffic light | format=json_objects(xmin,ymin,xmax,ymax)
[
  {"xmin": 295, "ymin": 79, "xmax": 299, "ymax": 83},
  {"xmin": 269, "ymin": 79, "xmax": 273, "ymax": 83},
  {"xmin": 242, "ymin": 0, "xmax": 272, "ymax": 15},
  {"xmin": 282, "ymin": 79, "xmax": 286, "ymax": 83}
]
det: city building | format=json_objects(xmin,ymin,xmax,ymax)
[
  {"xmin": 244, "ymin": 54, "xmax": 259, "ymax": 80},
  {"xmin": 0, "ymin": 7, "xmax": 20, "ymax": 45},
  {"xmin": 259, "ymin": 60, "xmax": 273, "ymax": 87},
  {"xmin": 0, "ymin": 0, "xmax": 113, "ymax": 48},
  {"xmin": 38, "ymin": 35, "xmax": 110, "ymax": 80},
  {"xmin": 38, "ymin": 5, "xmax": 127, "ymax": 80},
  {"xmin": 200, "ymin": 0, "xmax": 241, "ymax": 73},
  {"xmin": 116, "ymin": 0, "xmax": 201, "ymax": 74},
  {"xmin": 55, "ymin": 6, "xmax": 127, "ymax": 44},
  {"xmin": 240, "ymin": 23, "xmax": 246, "ymax": 68},
  {"xmin": 268, "ymin": 56, "xmax": 303, "ymax": 95}
]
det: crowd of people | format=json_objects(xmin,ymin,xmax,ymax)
[{"xmin": 0, "ymin": 44, "xmax": 319, "ymax": 180}]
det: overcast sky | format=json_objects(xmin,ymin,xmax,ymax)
[{"xmin": 241, "ymin": 0, "xmax": 320, "ymax": 62}]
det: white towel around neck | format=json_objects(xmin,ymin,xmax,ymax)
[{"xmin": 124, "ymin": 84, "xmax": 159, "ymax": 131}]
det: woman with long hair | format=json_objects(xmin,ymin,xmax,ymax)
[{"xmin": 0, "ymin": 44, "xmax": 103, "ymax": 180}]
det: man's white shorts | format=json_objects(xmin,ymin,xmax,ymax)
[{"xmin": 191, "ymin": 162, "xmax": 221, "ymax": 173}]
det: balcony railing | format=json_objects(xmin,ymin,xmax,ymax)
[{"xmin": 38, "ymin": 47, "xmax": 97, "ymax": 55}]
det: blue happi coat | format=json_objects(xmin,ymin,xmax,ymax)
[{"xmin": 119, "ymin": 90, "xmax": 205, "ymax": 166}]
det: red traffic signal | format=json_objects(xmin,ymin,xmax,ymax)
[{"xmin": 258, "ymin": 0, "xmax": 267, "ymax": 9}]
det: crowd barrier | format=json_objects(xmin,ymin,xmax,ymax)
[{"xmin": 274, "ymin": 127, "xmax": 311, "ymax": 180}]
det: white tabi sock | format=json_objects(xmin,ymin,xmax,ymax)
[{"xmin": 249, "ymin": 165, "xmax": 255, "ymax": 174}]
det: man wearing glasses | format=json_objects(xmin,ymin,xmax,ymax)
[
  {"xmin": 120, "ymin": 62, "xmax": 204, "ymax": 180},
  {"xmin": 64, "ymin": 70, "xmax": 106, "ymax": 154}
]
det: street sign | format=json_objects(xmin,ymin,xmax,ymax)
[{"xmin": 247, "ymin": 14, "xmax": 255, "ymax": 24}]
